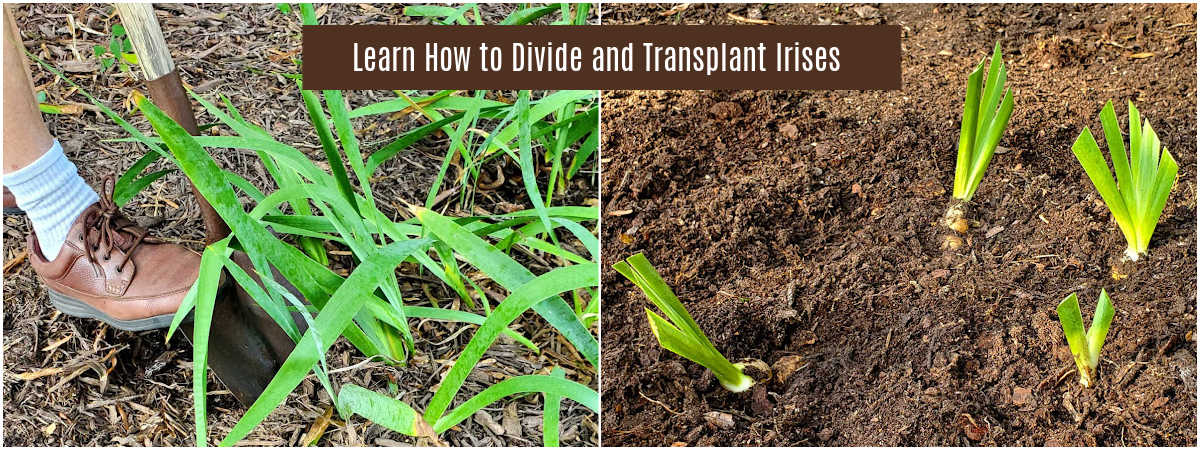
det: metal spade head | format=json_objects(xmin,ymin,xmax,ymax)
[{"xmin": 179, "ymin": 251, "xmax": 308, "ymax": 406}]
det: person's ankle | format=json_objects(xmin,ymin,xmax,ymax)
[{"xmin": 3, "ymin": 140, "xmax": 100, "ymax": 257}]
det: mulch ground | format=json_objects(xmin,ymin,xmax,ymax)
[
  {"xmin": 600, "ymin": 3, "xmax": 1196, "ymax": 446},
  {"xmin": 3, "ymin": 3, "xmax": 597, "ymax": 446}
]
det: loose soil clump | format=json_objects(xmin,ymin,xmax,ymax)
[{"xmin": 601, "ymin": 3, "xmax": 1195, "ymax": 446}]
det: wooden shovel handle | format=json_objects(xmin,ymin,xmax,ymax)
[{"xmin": 114, "ymin": 3, "xmax": 229, "ymax": 243}]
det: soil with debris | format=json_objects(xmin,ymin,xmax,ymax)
[
  {"xmin": 601, "ymin": 3, "xmax": 1195, "ymax": 446},
  {"xmin": 3, "ymin": 3, "xmax": 597, "ymax": 446}
]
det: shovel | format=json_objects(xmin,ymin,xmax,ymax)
[{"xmin": 115, "ymin": 3, "xmax": 304, "ymax": 407}]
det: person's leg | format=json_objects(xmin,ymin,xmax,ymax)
[
  {"xmin": 3, "ymin": 6, "xmax": 52, "ymax": 171},
  {"xmin": 1, "ymin": 6, "xmax": 36, "ymax": 213},
  {"xmin": 3, "ymin": 6, "xmax": 99, "ymax": 258},
  {"xmin": 3, "ymin": 6, "xmax": 199, "ymax": 331}
]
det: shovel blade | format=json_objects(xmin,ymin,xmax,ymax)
[{"xmin": 180, "ymin": 251, "xmax": 308, "ymax": 407}]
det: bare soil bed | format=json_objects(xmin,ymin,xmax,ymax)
[
  {"xmin": 600, "ymin": 3, "xmax": 1196, "ymax": 446},
  {"xmin": 3, "ymin": 3, "xmax": 597, "ymax": 446}
]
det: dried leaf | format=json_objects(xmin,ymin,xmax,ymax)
[
  {"xmin": 726, "ymin": 12, "xmax": 774, "ymax": 25},
  {"xmin": 12, "ymin": 367, "xmax": 64, "ymax": 380},
  {"xmin": 502, "ymin": 402, "xmax": 521, "ymax": 437},
  {"xmin": 39, "ymin": 103, "xmax": 85, "ymax": 115},
  {"xmin": 41, "ymin": 335, "xmax": 71, "ymax": 353},
  {"xmin": 299, "ymin": 405, "xmax": 333, "ymax": 446},
  {"xmin": 473, "ymin": 410, "xmax": 505, "ymax": 435},
  {"xmin": 59, "ymin": 59, "xmax": 99, "ymax": 73},
  {"xmin": 658, "ymin": 3, "xmax": 691, "ymax": 16},
  {"xmin": 985, "ymin": 226, "xmax": 1005, "ymax": 239},
  {"xmin": 852, "ymin": 5, "xmax": 879, "ymax": 19},
  {"xmin": 4, "ymin": 249, "xmax": 28, "ymax": 274}
]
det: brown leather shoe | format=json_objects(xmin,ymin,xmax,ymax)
[{"xmin": 27, "ymin": 177, "xmax": 200, "ymax": 331}]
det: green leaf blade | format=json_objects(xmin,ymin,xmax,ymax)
[
  {"xmin": 1056, "ymin": 293, "xmax": 1088, "ymax": 369},
  {"xmin": 1086, "ymin": 290, "xmax": 1116, "ymax": 367},
  {"xmin": 516, "ymin": 90, "xmax": 559, "ymax": 248},
  {"xmin": 974, "ymin": 42, "xmax": 1007, "ymax": 143},
  {"xmin": 423, "ymin": 263, "xmax": 598, "ymax": 424},
  {"xmin": 432, "ymin": 375, "xmax": 598, "ymax": 434},
  {"xmin": 1128, "ymin": 102, "xmax": 1143, "ymax": 190},
  {"xmin": 413, "ymin": 207, "xmax": 598, "ymax": 367},
  {"xmin": 500, "ymin": 5, "xmax": 561, "ymax": 25},
  {"xmin": 542, "ymin": 367, "xmax": 566, "ymax": 446},
  {"xmin": 1135, "ymin": 119, "xmax": 1159, "ymax": 208},
  {"xmin": 1098, "ymin": 100, "xmax": 1134, "ymax": 209},
  {"xmin": 1140, "ymin": 147, "xmax": 1178, "ymax": 251},
  {"xmin": 953, "ymin": 43, "xmax": 1013, "ymax": 202},
  {"xmin": 299, "ymin": 88, "xmax": 358, "ymax": 215},
  {"xmin": 402, "ymin": 306, "xmax": 538, "ymax": 351},
  {"xmin": 403, "ymin": 5, "xmax": 459, "ymax": 18},
  {"xmin": 615, "ymin": 253, "xmax": 751, "ymax": 392},
  {"xmin": 1071, "ymin": 127, "xmax": 1136, "ymax": 246},
  {"xmin": 338, "ymin": 384, "xmax": 432, "ymax": 437},
  {"xmin": 954, "ymin": 62, "xmax": 984, "ymax": 198},
  {"xmin": 963, "ymin": 87, "xmax": 1014, "ymax": 201},
  {"xmin": 190, "ymin": 238, "xmax": 230, "ymax": 446}
]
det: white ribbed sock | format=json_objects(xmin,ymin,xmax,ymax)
[{"xmin": 3, "ymin": 140, "xmax": 99, "ymax": 258}]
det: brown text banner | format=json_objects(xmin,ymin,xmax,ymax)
[{"xmin": 302, "ymin": 25, "xmax": 900, "ymax": 90}]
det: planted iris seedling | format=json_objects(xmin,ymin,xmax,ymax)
[
  {"xmin": 613, "ymin": 253, "xmax": 768, "ymax": 392},
  {"xmin": 1072, "ymin": 101, "xmax": 1178, "ymax": 261},
  {"xmin": 1057, "ymin": 290, "xmax": 1115, "ymax": 388},
  {"xmin": 946, "ymin": 42, "xmax": 1015, "ymax": 239}
]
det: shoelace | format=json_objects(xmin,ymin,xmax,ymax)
[{"xmin": 80, "ymin": 176, "xmax": 153, "ymax": 273}]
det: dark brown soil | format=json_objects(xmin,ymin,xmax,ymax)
[
  {"xmin": 600, "ymin": 3, "xmax": 1196, "ymax": 446},
  {"xmin": 3, "ymin": 3, "xmax": 598, "ymax": 446}
]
